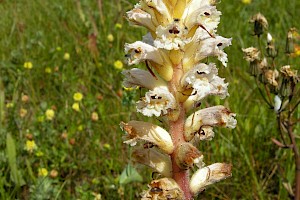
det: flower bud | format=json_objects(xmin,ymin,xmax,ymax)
[
  {"xmin": 120, "ymin": 121, "xmax": 174, "ymax": 154},
  {"xmin": 266, "ymin": 33, "xmax": 278, "ymax": 58},
  {"xmin": 141, "ymin": 178, "xmax": 184, "ymax": 200},
  {"xmin": 274, "ymin": 95, "xmax": 282, "ymax": 113},
  {"xmin": 132, "ymin": 148, "xmax": 172, "ymax": 177},
  {"xmin": 174, "ymin": 142, "xmax": 204, "ymax": 169},
  {"xmin": 190, "ymin": 163, "xmax": 232, "ymax": 195}
]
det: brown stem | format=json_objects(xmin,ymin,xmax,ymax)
[
  {"xmin": 287, "ymin": 111, "xmax": 300, "ymax": 199},
  {"xmin": 168, "ymin": 63, "xmax": 193, "ymax": 199}
]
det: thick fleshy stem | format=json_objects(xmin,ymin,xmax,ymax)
[{"xmin": 169, "ymin": 63, "xmax": 193, "ymax": 199}]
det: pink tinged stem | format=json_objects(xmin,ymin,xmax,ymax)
[{"xmin": 169, "ymin": 64, "xmax": 193, "ymax": 200}]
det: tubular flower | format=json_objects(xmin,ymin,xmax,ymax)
[
  {"xmin": 121, "ymin": 0, "xmax": 235, "ymax": 199},
  {"xmin": 120, "ymin": 121, "xmax": 174, "ymax": 154},
  {"xmin": 122, "ymin": 68, "xmax": 166, "ymax": 90},
  {"xmin": 181, "ymin": 63, "xmax": 229, "ymax": 106},
  {"xmin": 189, "ymin": 163, "xmax": 232, "ymax": 195},
  {"xmin": 184, "ymin": 106, "xmax": 237, "ymax": 141},
  {"xmin": 132, "ymin": 148, "xmax": 172, "ymax": 177}
]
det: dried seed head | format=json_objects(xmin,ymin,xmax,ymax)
[
  {"xmin": 141, "ymin": 178, "xmax": 184, "ymax": 200},
  {"xmin": 242, "ymin": 47, "xmax": 260, "ymax": 62},
  {"xmin": 174, "ymin": 142, "xmax": 204, "ymax": 169},
  {"xmin": 249, "ymin": 13, "xmax": 268, "ymax": 37},
  {"xmin": 190, "ymin": 163, "xmax": 232, "ymax": 195}
]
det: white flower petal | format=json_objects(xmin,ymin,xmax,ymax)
[
  {"xmin": 181, "ymin": 63, "xmax": 229, "ymax": 103},
  {"xmin": 126, "ymin": 8, "xmax": 156, "ymax": 31},
  {"xmin": 136, "ymin": 86, "xmax": 177, "ymax": 117},
  {"xmin": 125, "ymin": 41, "xmax": 164, "ymax": 65},
  {"xmin": 195, "ymin": 36, "xmax": 232, "ymax": 66},
  {"xmin": 154, "ymin": 23, "xmax": 191, "ymax": 50},
  {"xmin": 120, "ymin": 121, "xmax": 174, "ymax": 154}
]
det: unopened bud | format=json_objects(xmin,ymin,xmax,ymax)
[{"xmin": 174, "ymin": 142, "xmax": 203, "ymax": 169}]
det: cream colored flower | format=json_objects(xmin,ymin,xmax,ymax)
[
  {"xmin": 195, "ymin": 36, "xmax": 232, "ymax": 66},
  {"xmin": 122, "ymin": 68, "xmax": 166, "ymax": 90},
  {"xmin": 185, "ymin": 106, "xmax": 237, "ymax": 141},
  {"xmin": 120, "ymin": 121, "xmax": 174, "ymax": 154},
  {"xmin": 133, "ymin": 148, "xmax": 172, "ymax": 177},
  {"xmin": 125, "ymin": 41, "xmax": 173, "ymax": 80},
  {"xmin": 190, "ymin": 163, "xmax": 232, "ymax": 195},
  {"xmin": 181, "ymin": 63, "xmax": 228, "ymax": 104},
  {"xmin": 136, "ymin": 86, "xmax": 177, "ymax": 117}
]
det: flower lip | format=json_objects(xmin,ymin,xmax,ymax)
[{"xmin": 136, "ymin": 86, "xmax": 177, "ymax": 117}]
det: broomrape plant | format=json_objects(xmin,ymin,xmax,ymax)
[{"xmin": 120, "ymin": 0, "xmax": 236, "ymax": 199}]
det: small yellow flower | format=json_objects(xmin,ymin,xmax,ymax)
[
  {"xmin": 45, "ymin": 109, "xmax": 55, "ymax": 120},
  {"xmin": 63, "ymin": 53, "xmax": 70, "ymax": 60},
  {"xmin": 241, "ymin": 0, "xmax": 251, "ymax": 4},
  {"xmin": 73, "ymin": 92, "xmax": 83, "ymax": 101},
  {"xmin": 91, "ymin": 112, "xmax": 99, "ymax": 121},
  {"xmin": 103, "ymin": 143, "xmax": 111, "ymax": 150},
  {"xmin": 114, "ymin": 60, "xmax": 123, "ymax": 69},
  {"xmin": 37, "ymin": 115, "xmax": 45, "ymax": 122},
  {"xmin": 72, "ymin": 103, "xmax": 80, "ymax": 112},
  {"xmin": 19, "ymin": 108, "xmax": 28, "ymax": 118},
  {"xmin": 115, "ymin": 23, "xmax": 122, "ymax": 29},
  {"xmin": 24, "ymin": 62, "xmax": 33, "ymax": 69},
  {"xmin": 107, "ymin": 34, "xmax": 114, "ymax": 42},
  {"xmin": 35, "ymin": 151, "xmax": 44, "ymax": 157},
  {"xmin": 77, "ymin": 125, "xmax": 83, "ymax": 131},
  {"xmin": 38, "ymin": 168, "xmax": 48, "ymax": 177},
  {"xmin": 123, "ymin": 86, "xmax": 138, "ymax": 91},
  {"xmin": 6, "ymin": 102, "xmax": 14, "ymax": 108},
  {"xmin": 45, "ymin": 67, "xmax": 52, "ymax": 73},
  {"xmin": 25, "ymin": 140, "xmax": 37, "ymax": 153}
]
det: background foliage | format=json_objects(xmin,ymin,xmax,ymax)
[{"xmin": 0, "ymin": 0, "xmax": 300, "ymax": 199}]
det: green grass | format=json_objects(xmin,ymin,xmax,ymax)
[{"xmin": 0, "ymin": 0, "xmax": 300, "ymax": 199}]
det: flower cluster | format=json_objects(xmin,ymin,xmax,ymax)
[{"xmin": 121, "ymin": 0, "xmax": 236, "ymax": 199}]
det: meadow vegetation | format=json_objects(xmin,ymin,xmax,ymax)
[{"xmin": 0, "ymin": 0, "xmax": 300, "ymax": 199}]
